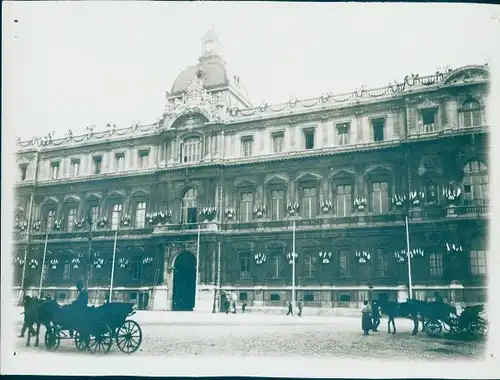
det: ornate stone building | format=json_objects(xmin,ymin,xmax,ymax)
[{"xmin": 13, "ymin": 28, "xmax": 489, "ymax": 311}]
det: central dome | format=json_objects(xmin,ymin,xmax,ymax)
[{"xmin": 170, "ymin": 60, "xmax": 229, "ymax": 95}]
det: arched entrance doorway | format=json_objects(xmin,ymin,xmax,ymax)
[{"xmin": 172, "ymin": 251, "xmax": 197, "ymax": 311}]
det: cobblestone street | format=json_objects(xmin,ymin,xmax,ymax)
[{"xmin": 10, "ymin": 311, "xmax": 486, "ymax": 360}]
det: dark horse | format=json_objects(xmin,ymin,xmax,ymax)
[
  {"xmin": 21, "ymin": 295, "xmax": 60, "ymax": 347},
  {"xmin": 377, "ymin": 296, "xmax": 457, "ymax": 335}
]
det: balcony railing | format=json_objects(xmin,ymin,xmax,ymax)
[{"xmin": 13, "ymin": 205, "xmax": 489, "ymax": 241}]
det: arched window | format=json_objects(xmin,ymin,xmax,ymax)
[
  {"xmin": 239, "ymin": 251, "xmax": 251, "ymax": 280},
  {"xmin": 182, "ymin": 188, "xmax": 198, "ymax": 224},
  {"xmin": 181, "ymin": 137, "xmax": 202, "ymax": 163},
  {"xmin": 463, "ymin": 160, "xmax": 488, "ymax": 205},
  {"xmin": 462, "ymin": 99, "xmax": 481, "ymax": 127}
]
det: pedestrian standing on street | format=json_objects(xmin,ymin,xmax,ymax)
[
  {"xmin": 231, "ymin": 300, "xmax": 237, "ymax": 314},
  {"xmin": 224, "ymin": 298, "xmax": 230, "ymax": 314},
  {"xmin": 361, "ymin": 300, "xmax": 372, "ymax": 335},
  {"xmin": 242, "ymin": 302, "xmax": 247, "ymax": 313},
  {"xmin": 286, "ymin": 301, "xmax": 293, "ymax": 316},
  {"xmin": 298, "ymin": 300, "xmax": 303, "ymax": 317},
  {"xmin": 371, "ymin": 300, "xmax": 381, "ymax": 332}
]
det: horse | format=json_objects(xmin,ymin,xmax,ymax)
[
  {"xmin": 22, "ymin": 296, "xmax": 60, "ymax": 347},
  {"xmin": 377, "ymin": 298, "xmax": 421, "ymax": 335}
]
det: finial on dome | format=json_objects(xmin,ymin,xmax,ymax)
[{"xmin": 200, "ymin": 24, "xmax": 222, "ymax": 59}]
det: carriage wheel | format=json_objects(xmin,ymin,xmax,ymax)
[
  {"xmin": 468, "ymin": 319, "xmax": 488, "ymax": 339},
  {"xmin": 423, "ymin": 320, "xmax": 442, "ymax": 337},
  {"xmin": 447, "ymin": 318, "xmax": 461, "ymax": 335},
  {"xmin": 44, "ymin": 326, "xmax": 61, "ymax": 351},
  {"xmin": 87, "ymin": 322, "xmax": 113, "ymax": 355},
  {"xmin": 115, "ymin": 320, "xmax": 142, "ymax": 354},
  {"xmin": 74, "ymin": 330, "xmax": 89, "ymax": 351}
]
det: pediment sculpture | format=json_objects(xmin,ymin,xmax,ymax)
[{"xmin": 162, "ymin": 71, "xmax": 228, "ymax": 129}]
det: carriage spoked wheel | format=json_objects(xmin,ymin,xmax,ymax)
[
  {"xmin": 423, "ymin": 319, "xmax": 442, "ymax": 337},
  {"xmin": 115, "ymin": 320, "xmax": 142, "ymax": 354},
  {"xmin": 44, "ymin": 326, "xmax": 61, "ymax": 351},
  {"xmin": 87, "ymin": 322, "xmax": 113, "ymax": 355},
  {"xmin": 447, "ymin": 318, "xmax": 461, "ymax": 335},
  {"xmin": 74, "ymin": 330, "xmax": 89, "ymax": 351},
  {"xmin": 468, "ymin": 319, "xmax": 488, "ymax": 339}
]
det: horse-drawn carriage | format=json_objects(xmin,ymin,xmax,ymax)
[
  {"xmin": 44, "ymin": 302, "xmax": 142, "ymax": 355},
  {"xmin": 423, "ymin": 304, "xmax": 488, "ymax": 339}
]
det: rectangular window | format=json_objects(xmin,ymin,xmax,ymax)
[
  {"xmin": 138, "ymin": 150, "xmax": 149, "ymax": 169},
  {"xmin": 50, "ymin": 162, "xmax": 60, "ymax": 179},
  {"xmin": 337, "ymin": 123, "xmax": 350, "ymax": 146},
  {"xmin": 339, "ymin": 293, "xmax": 351, "ymax": 302},
  {"xmin": 135, "ymin": 202, "xmax": 147, "ymax": 228},
  {"xmin": 93, "ymin": 156, "xmax": 102, "ymax": 174},
  {"xmin": 339, "ymin": 250, "xmax": 350, "ymax": 278},
  {"xmin": 271, "ymin": 189, "xmax": 284, "ymax": 220},
  {"xmin": 67, "ymin": 208, "xmax": 77, "ymax": 232},
  {"xmin": 302, "ymin": 187, "xmax": 317, "ymax": 219},
  {"xmin": 272, "ymin": 255, "xmax": 280, "ymax": 278},
  {"xmin": 272, "ymin": 133, "xmax": 284, "ymax": 153},
  {"xmin": 304, "ymin": 255, "xmax": 317, "ymax": 277},
  {"xmin": 303, "ymin": 293, "xmax": 314, "ymax": 302},
  {"xmin": 131, "ymin": 261, "xmax": 142, "ymax": 280},
  {"xmin": 428, "ymin": 252, "xmax": 443, "ymax": 276},
  {"xmin": 335, "ymin": 184, "xmax": 352, "ymax": 217},
  {"xmin": 240, "ymin": 253, "xmax": 251, "ymax": 279},
  {"xmin": 239, "ymin": 192, "xmax": 253, "ymax": 222},
  {"xmin": 20, "ymin": 165, "xmax": 28, "ymax": 181},
  {"xmin": 90, "ymin": 206, "xmax": 99, "ymax": 228},
  {"xmin": 372, "ymin": 181, "xmax": 389, "ymax": 215},
  {"xmin": 62, "ymin": 263, "xmax": 71, "ymax": 280},
  {"xmin": 470, "ymin": 250, "xmax": 487, "ymax": 275},
  {"xmin": 270, "ymin": 293, "xmax": 280, "ymax": 301},
  {"xmin": 115, "ymin": 153, "xmax": 125, "ymax": 171},
  {"xmin": 374, "ymin": 249, "xmax": 388, "ymax": 277},
  {"xmin": 111, "ymin": 204, "xmax": 122, "ymax": 230},
  {"xmin": 304, "ymin": 129, "xmax": 315, "ymax": 150},
  {"xmin": 182, "ymin": 138, "xmax": 202, "ymax": 163},
  {"xmin": 242, "ymin": 138, "xmax": 253, "ymax": 157},
  {"xmin": 46, "ymin": 209, "xmax": 56, "ymax": 232},
  {"xmin": 71, "ymin": 159, "xmax": 80, "ymax": 177},
  {"xmin": 372, "ymin": 118, "xmax": 385, "ymax": 142},
  {"xmin": 421, "ymin": 109, "xmax": 436, "ymax": 133},
  {"xmin": 239, "ymin": 292, "xmax": 248, "ymax": 301}
]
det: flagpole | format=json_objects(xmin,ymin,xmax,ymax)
[
  {"xmin": 292, "ymin": 220, "xmax": 296, "ymax": 315},
  {"xmin": 109, "ymin": 229, "xmax": 118, "ymax": 303},
  {"xmin": 38, "ymin": 229, "xmax": 49, "ymax": 297},
  {"xmin": 194, "ymin": 223, "xmax": 201, "ymax": 311},
  {"xmin": 405, "ymin": 215, "xmax": 413, "ymax": 300}
]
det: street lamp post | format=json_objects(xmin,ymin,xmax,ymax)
[{"xmin": 286, "ymin": 220, "xmax": 298, "ymax": 314}]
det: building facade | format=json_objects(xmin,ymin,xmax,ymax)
[{"xmin": 13, "ymin": 28, "xmax": 489, "ymax": 311}]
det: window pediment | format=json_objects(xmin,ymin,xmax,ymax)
[
  {"xmin": 364, "ymin": 165, "xmax": 392, "ymax": 178},
  {"xmin": 296, "ymin": 172, "xmax": 322, "ymax": 183}
]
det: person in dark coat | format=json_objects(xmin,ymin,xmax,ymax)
[
  {"xmin": 361, "ymin": 300, "xmax": 372, "ymax": 335},
  {"xmin": 434, "ymin": 291, "xmax": 444, "ymax": 303},
  {"xmin": 371, "ymin": 300, "xmax": 381, "ymax": 332},
  {"xmin": 73, "ymin": 280, "xmax": 89, "ymax": 307},
  {"xmin": 298, "ymin": 300, "xmax": 303, "ymax": 317},
  {"xmin": 286, "ymin": 302, "xmax": 293, "ymax": 316},
  {"xmin": 224, "ymin": 298, "xmax": 230, "ymax": 314},
  {"xmin": 242, "ymin": 302, "xmax": 247, "ymax": 313}
]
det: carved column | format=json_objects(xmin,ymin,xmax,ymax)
[{"xmin": 356, "ymin": 114, "xmax": 363, "ymax": 143}]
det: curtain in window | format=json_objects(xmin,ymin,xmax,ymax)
[
  {"xmin": 335, "ymin": 184, "xmax": 352, "ymax": 217},
  {"xmin": 302, "ymin": 187, "xmax": 317, "ymax": 219},
  {"xmin": 271, "ymin": 190, "xmax": 284, "ymax": 220},
  {"xmin": 182, "ymin": 188, "xmax": 198, "ymax": 224},
  {"xmin": 372, "ymin": 181, "xmax": 389, "ymax": 215},
  {"xmin": 239, "ymin": 193, "xmax": 253, "ymax": 222}
]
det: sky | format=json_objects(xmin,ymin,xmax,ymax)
[{"xmin": 3, "ymin": 2, "xmax": 499, "ymax": 141}]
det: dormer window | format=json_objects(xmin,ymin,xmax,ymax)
[
  {"xmin": 272, "ymin": 132, "xmax": 284, "ymax": 153},
  {"xmin": 181, "ymin": 137, "xmax": 202, "ymax": 163},
  {"xmin": 71, "ymin": 159, "xmax": 80, "ymax": 177},
  {"xmin": 241, "ymin": 137, "xmax": 253, "ymax": 157},
  {"xmin": 337, "ymin": 123, "xmax": 350, "ymax": 146},
  {"xmin": 372, "ymin": 118, "xmax": 385, "ymax": 142},
  {"xmin": 50, "ymin": 162, "xmax": 60, "ymax": 180},
  {"xmin": 93, "ymin": 156, "xmax": 102, "ymax": 175},
  {"xmin": 115, "ymin": 153, "xmax": 125, "ymax": 171},
  {"xmin": 303, "ymin": 128, "xmax": 315, "ymax": 150},
  {"xmin": 421, "ymin": 108, "xmax": 436, "ymax": 133},
  {"xmin": 138, "ymin": 149, "xmax": 150, "ymax": 169},
  {"xmin": 19, "ymin": 165, "xmax": 27, "ymax": 181}
]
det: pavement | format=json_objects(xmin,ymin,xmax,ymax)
[{"xmin": 9, "ymin": 307, "xmax": 486, "ymax": 360}]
